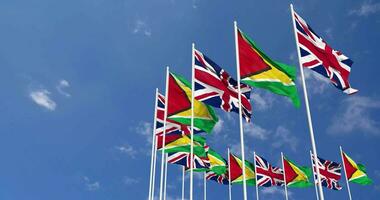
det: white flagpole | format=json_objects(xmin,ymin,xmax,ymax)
[
  {"xmin": 254, "ymin": 152, "xmax": 259, "ymax": 200},
  {"xmin": 148, "ymin": 89, "xmax": 159, "ymax": 200},
  {"xmin": 163, "ymin": 153, "xmax": 168, "ymax": 200},
  {"xmin": 151, "ymin": 133, "xmax": 158, "ymax": 200},
  {"xmin": 310, "ymin": 151, "xmax": 320, "ymax": 200},
  {"xmin": 228, "ymin": 148, "xmax": 232, "ymax": 200},
  {"xmin": 159, "ymin": 67, "xmax": 170, "ymax": 200},
  {"xmin": 204, "ymin": 171, "xmax": 207, "ymax": 200},
  {"xmin": 281, "ymin": 152, "xmax": 289, "ymax": 200},
  {"xmin": 190, "ymin": 43, "xmax": 195, "ymax": 200},
  {"xmin": 290, "ymin": 4, "xmax": 325, "ymax": 200},
  {"xmin": 233, "ymin": 20, "xmax": 248, "ymax": 200},
  {"xmin": 182, "ymin": 166, "xmax": 185, "ymax": 200},
  {"xmin": 340, "ymin": 146, "xmax": 353, "ymax": 200}
]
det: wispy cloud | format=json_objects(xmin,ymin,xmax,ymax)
[
  {"xmin": 83, "ymin": 176, "xmax": 100, "ymax": 191},
  {"xmin": 261, "ymin": 187, "xmax": 291, "ymax": 198},
  {"xmin": 349, "ymin": 1, "xmax": 380, "ymax": 16},
  {"xmin": 56, "ymin": 79, "xmax": 71, "ymax": 97},
  {"xmin": 300, "ymin": 69, "xmax": 331, "ymax": 95},
  {"xmin": 132, "ymin": 19, "xmax": 152, "ymax": 37},
  {"xmin": 123, "ymin": 176, "xmax": 139, "ymax": 185},
  {"xmin": 244, "ymin": 122, "xmax": 270, "ymax": 140},
  {"xmin": 29, "ymin": 89, "xmax": 57, "ymax": 111},
  {"xmin": 272, "ymin": 126, "xmax": 299, "ymax": 152},
  {"xmin": 115, "ymin": 144, "xmax": 137, "ymax": 158},
  {"xmin": 213, "ymin": 118, "xmax": 224, "ymax": 134},
  {"xmin": 136, "ymin": 121, "xmax": 153, "ymax": 144},
  {"xmin": 328, "ymin": 96, "xmax": 380, "ymax": 136},
  {"xmin": 250, "ymin": 91, "xmax": 275, "ymax": 111}
]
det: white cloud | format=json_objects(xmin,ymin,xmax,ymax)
[
  {"xmin": 328, "ymin": 96, "xmax": 380, "ymax": 135},
  {"xmin": 271, "ymin": 126, "xmax": 299, "ymax": 152},
  {"xmin": 300, "ymin": 69, "xmax": 331, "ymax": 95},
  {"xmin": 83, "ymin": 176, "xmax": 100, "ymax": 191},
  {"xmin": 244, "ymin": 122, "xmax": 270, "ymax": 140},
  {"xmin": 136, "ymin": 121, "xmax": 153, "ymax": 143},
  {"xmin": 213, "ymin": 118, "xmax": 224, "ymax": 134},
  {"xmin": 132, "ymin": 19, "xmax": 152, "ymax": 37},
  {"xmin": 115, "ymin": 144, "xmax": 137, "ymax": 158},
  {"xmin": 29, "ymin": 89, "xmax": 57, "ymax": 111},
  {"xmin": 324, "ymin": 28, "xmax": 333, "ymax": 39},
  {"xmin": 350, "ymin": 1, "xmax": 380, "ymax": 16},
  {"xmin": 261, "ymin": 187, "xmax": 292, "ymax": 198},
  {"xmin": 250, "ymin": 92, "xmax": 275, "ymax": 111},
  {"xmin": 56, "ymin": 79, "xmax": 71, "ymax": 97},
  {"xmin": 123, "ymin": 176, "xmax": 139, "ymax": 185}
]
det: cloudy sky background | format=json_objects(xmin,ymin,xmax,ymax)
[{"xmin": 0, "ymin": 0, "xmax": 380, "ymax": 199}]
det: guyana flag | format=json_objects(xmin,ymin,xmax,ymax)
[
  {"xmin": 208, "ymin": 149, "xmax": 227, "ymax": 175},
  {"xmin": 237, "ymin": 28, "xmax": 300, "ymax": 107},
  {"xmin": 283, "ymin": 156, "xmax": 313, "ymax": 188},
  {"xmin": 167, "ymin": 72, "xmax": 218, "ymax": 133},
  {"xmin": 163, "ymin": 134, "xmax": 207, "ymax": 157},
  {"xmin": 229, "ymin": 153, "xmax": 256, "ymax": 186},
  {"xmin": 342, "ymin": 151, "xmax": 373, "ymax": 185}
]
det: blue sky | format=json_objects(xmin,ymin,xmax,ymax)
[{"xmin": 0, "ymin": 0, "xmax": 380, "ymax": 199}]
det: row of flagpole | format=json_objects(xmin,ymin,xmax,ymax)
[{"xmin": 145, "ymin": 4, "xmax": 352, "ymax": 200}]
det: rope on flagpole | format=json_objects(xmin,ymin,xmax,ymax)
[
  {"xmin": 148, "ymin": 89, "xmax": 159, "ymax": 200},
  {"xmin": 190, "ymin": 43, "xmax": 195, "ymax": 200},
  {"xmin": 234, "ymin": 20, "xmax": 248, "ymax": 200},
  {"xmin": 204, "ymin": 171, "xmax": 207, "ymax": 200},
  {"xmin": 159, "ymin": 67, "xmax": 170, "ymax": 200},
  {"xmin": 182, "ymin": 166, "xmax": 185, "ymax": 200},
  {"xmin": 290, "ymin": 4, "xmax": 325, "ymax": 200},
  {"xmin": 281, "ymin": 152, "xmax": 289, "ymax": 200},
  {"xmin": 254, "ymin": 152, "xmax": 259, "ymax": 200},
  {"xmin": 340, "ymin": 146, "xmax": 353, "ymax": 200},
  {"xmin": 163, "ymin": 153, "xmax": 168, "ymax": 200}
]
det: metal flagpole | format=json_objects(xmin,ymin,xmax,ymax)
[
  {"xmin": 310, "ymin": 151, "xmax": 320, "ymax": 200},
  {"xmin": 190, "ymin": 43, "xmax": 195, "ymax": 200},
  {"xmin": 340, "ymin": 146, "xmax": 353, "ymax": 200},
  {"xmin": 204, "ymin": 171, "xmax": 207, "ymax": 200},
  {"xmin": 151, "ymin": 133, "xmax": 158, "ymax": 200},
  {"xmin": 281, "ymin": 152, "xmax": 289, "ymax": 200},
  {"xmin": 182, "ymin": 166, "xmax": 185, "ymax": 200},
  {"xmin": 254, "ymin": 152, "xmax": 259, "ymax": 200},
  {"xmin": 163, "ymin": 153, "xmax": 168, "ymax": 200},
  {"xmin": 148, "ymin": 89, "xmax": 159, "ymax": 200},
  {"xmin": 290, "ymin": 4, "xmax": 325, "ymax": 200},
  {"xmin": 233, "ymin": 20, "xmax": 248, "ymax": 200},
  {"xmin": 228, "ymin": 148, "xmax": 232, "ymax": 200},
  {"xmin": 159, "ymin": 67, "xmax": 170, "ymax": 200}
]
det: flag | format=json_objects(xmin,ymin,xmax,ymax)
[
  {"xmin": 194, "ymin": 49, "xmax": 252, "ymax": 122},
  {"xmin": 255, "ymin": 154, "xmax": 284, "ymax": 187},
  {"xmin": 341, "ymin": 151, "xmax": 373, "ymax": 185},
  {"xmin": 168, "ymin": 146, "xmax": 210, "ymax": 171},
  {"xmin": 293, "ymin": 10, "xmax": 358, "ymax": 94},
  {"xmin": 155, "ymin": 92, "xmax": 203, "ymax": 137},
  {"xmin": 283, "ymin": 156, "xmax": 313, "ymax": 188},
  {"xmin": 206, "ymin": 171, "xmax": 229, "ymax": 185},
  {"xmin": 237, "ymin": 28, "xmax": 300, "ymax": 107},
  {"xmin": 312, "ymin": 154, "xmax": 343, "ymax": 190},
  {"xmin": 207, "ymin": 148, "xmax": 227, "ymax": 175},
  {"xmin": 229, "ymin": 153, "xmax": 256, "ymax": 186},
  {"xmin": 161, "ymin": 134, "xmax": 206, "ymax": 154},
  {"xmin": 167, "ymin": 72, "xmax": 218, "ymax": 133}
]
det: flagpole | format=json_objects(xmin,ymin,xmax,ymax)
[
  {"xmin": 290, "ymin": 4, "xmax": 325, "ymax": 200},
  {"xmin": 151, "ymin": 133, "xmax": 158, "ymax": 200},
  {"xmin": 190, "ymin": 43, "xmax": 195, "ymax": 200},
  {"xmin": 340, "ymin": 146, "xmax": 353, "ymax": 200},
  {"xmin": 228, "ymin": 148, "xmax": 232, "ymax": 200},
  {"xmin": 254, "ymin": 152, "xmax": 259, "ymax": 200},
  {"xmin": 159, "ymin": 66, "xmax": 170, "ymax": 200},
  {"xmin": 281, "ymin": 152, "xmax": 289, "ymax": 200},
  {"xmin": 310, "ymin": 150, "xmax": 320, "ymax": 200},
  {"xmin": 204, "ymin": 171, "xmax": 207, "ymax": 200},
  {"xmin": 148, "ymin": 88, "xmax": 159, "ymax": 200},
  {"xmin": 163, "ymin": 153, "xmax": 168, "ymax": 200},
  {"xmin": 234, "ymin": 20, "xmax": 248, "ymax": 200},
  {"xmin": 182, "ymin": 166, "xmax": 185, "ymax": 200}
]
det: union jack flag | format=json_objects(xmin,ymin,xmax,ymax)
[
  {"xmin": 255, "ymin": 154, "xmax": 284, "ymax": 187},
  {"xmin": 167, "ymin": 151, "xmax": 210, "ymax": 170},
  {"xmin": 293, "ymin": 10, "xmax": 358, "ymax": 95},
  {"xmin": 311, "ymin": 154, "xmax": 343, "ymax": 190},
  {"xmin": 194, "ymin": 49, "xmax": 252, "ymax": 122},
  {"xmin": 155, "ymin": 92, "xmax": 202, "ymax": 137},
  {"xmin": 205, "ymin": 171, "xmax": 229, "ymax": 185}
]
